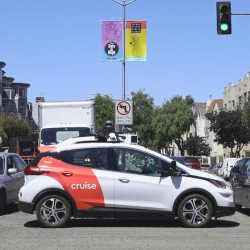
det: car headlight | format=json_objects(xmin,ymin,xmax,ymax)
[{"xmin": 208, "ymin": 179, "xmax": 227, "ymax": 189}]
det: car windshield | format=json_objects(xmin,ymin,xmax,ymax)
[
  {"xmin": 41, "ymin": 127, "xmax": 91, "ymax": 145},
  {"xmin": 170, "ymin": 156, "xmax": 185, "ymax": 164}
]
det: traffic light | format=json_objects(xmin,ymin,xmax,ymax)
[{"xmin": 217, "ymin": 1, "xmax": 232, "ymax": 35}]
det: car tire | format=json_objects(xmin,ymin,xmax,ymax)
[
  {"xmin": 36, "ymin": 195, "xmax": 71, "ymax": 228},
  {"xmin": 177, "ymin": 194, "xmax": 213, "ymax": 228},
  {"xmin": 235, "ymin": 204, "xmax": 242, "ymax": 209},
  {"xmin": 0, "ymin": 190, "xmax": 6, "ymax": 215}
]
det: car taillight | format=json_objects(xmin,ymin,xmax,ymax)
[{"xmin": 24, "ymin": 165, "xmax": 50, "ymax": 175}]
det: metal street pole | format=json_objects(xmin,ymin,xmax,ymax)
[
  {"xmin": 111, "ymin": 0, "xmax": 136, "ymax": 100},
  {"xmin": 232, "ymin": 12, "xmax": 250, "ymax": 15}
]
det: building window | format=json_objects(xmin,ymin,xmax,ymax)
[
  {"xmin": 244, "ymin": 92, "xmax": 247, "ymax": 103},
  {"xmin": 239, "ymin": 96, "xmax": 242, "ymax": 108},
  {"xmin": 2, "ymin": 89, "xmax": 12, "ymax": 99},
  {"xmin": 19, "ymin": 88, "xmax": 26, "ymax": 97}
]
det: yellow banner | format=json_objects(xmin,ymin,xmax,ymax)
[{"xmin": 126, "ymin": 21, "xmax": 147, "ymax": 61}]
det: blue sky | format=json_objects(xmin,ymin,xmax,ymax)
[{"xmin": 1, "ymin": 0, "xmax": 250, "ymax": 106}]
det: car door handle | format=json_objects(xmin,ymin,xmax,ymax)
[
  {"xmin": 62, "ymin": 171, "xmax": 73, "ymax": 177},
  {"xmin": 119, "ymin": 178, "xmax": 130, "ymax": 183}
]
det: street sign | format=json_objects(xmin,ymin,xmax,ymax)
[{"xmin": 115, "ymin": 100, "xmax": 133, "ymax": 125}]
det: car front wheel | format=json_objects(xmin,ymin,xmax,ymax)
[
  {"xmin": 177, "ymin": 194, "xmax": 213, "ymax": 228},
  {"xmin": 36, "ymin": 195, "xmax": 71, "ymax": 228}
]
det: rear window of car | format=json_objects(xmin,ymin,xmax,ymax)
[
  {"xmin": 59, "ymin": 148, "xmax": 109, "ymax": 170},
  {"xmin": 30, "ymin": 152, "xmax": 60, "ymax": 166},
  {"xmin": 0, "ymin": 158, "xmax": 4, "ymax": 175}
]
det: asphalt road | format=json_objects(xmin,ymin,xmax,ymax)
[{"xmin": 0, "ymin": 206, "xmax": 250, "ymax": 250}]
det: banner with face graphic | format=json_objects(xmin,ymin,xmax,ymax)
[{"xmin": 102, "ymin": 21, "xmax": 123, "ymax": 61}]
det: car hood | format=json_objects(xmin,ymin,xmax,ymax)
[{"xmin": 177, "ymin": 162, "xmax": 225, "ymax": 182}]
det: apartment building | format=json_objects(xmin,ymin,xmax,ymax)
[
  {"xmin": 223, "ymin": 73, "xmax": 250, "ymax": 111},
  {"xmin": 223, "ymin": 72, "xmax": 250, "ymax": 156},
  {"xmin": 0, "ymin": 61, "xmax": 30, "ymax": 118}
]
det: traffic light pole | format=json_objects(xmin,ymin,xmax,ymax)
[
  {"xmin": 111, "ymin": 0, "xmax": 136, "ymax": 101},
  {"xmin": 231, "ymin": 13, "xmax": 250, "ymax": 15}
]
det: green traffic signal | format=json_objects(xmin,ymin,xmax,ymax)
[
  {"xmin": 216, "ymin": 1, "xmax": 232, "ymax": 35},
  {"xmin": 220, "ymin": 23, "xmax": 229, "ymax": 31}
]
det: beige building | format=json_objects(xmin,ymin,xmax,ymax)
[
  {"xmin": 223, "ymin": 72, "xmax": 250, "ymax": 156},
  {"xmin": 206, "ymin": 99, "xmax": 224, "ymax": 165},
  {"xmin": 223, "ymin": 72, "xmax": 250, "ymax": 111}
]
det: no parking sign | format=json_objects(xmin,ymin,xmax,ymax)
[{"xmin": 115, "ymin": 100, "xmax": 133, "ymax": 125}]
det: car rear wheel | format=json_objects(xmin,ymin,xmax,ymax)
[
  {"xmin": 36, "ymin": 195, "xmax": 71, "ymax": 228},
  {"xmin": 0, "ymin": 190, "xmax": 6, "ymax": 215},
  {"xmin": 177, "ymin": 194, "xmax": 213, "ymax": 228}
]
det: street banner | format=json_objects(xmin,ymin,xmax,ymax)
[
  {"xmin": 102, "ymin": 21, "xmax": 123, "ymax": 61},
  {"xmin": 125, "ymin": 20, "xmax": 147, "ymax": 62},
  {"xmin": 115, "ymin": 100, "xmax": 133, "ymax": 125}
]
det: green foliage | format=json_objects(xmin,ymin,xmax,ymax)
[
  {"xmin": 94, "ymin": 94, "xmax": 114, "ymax": 133},
  {"xmin": 0, "ymin": 113, "xmax": 31, "ymax": 140},
  {"xmin": 206, "ymin": 110, "xmax": 250, "ymax": 157},
  {"xmin": 159, "ymin": 95, "xmax": 195, "ymax": 155},
  {"xmin": 185, "ymin": 134, "xmax": 211, "ymax": 156},
  {"xmin": 94, "ymin": 92, "xmax": 196, "ymax": 153},
  {"xmin": 131, "ymin": 90, "xmax": 154, "ymax": 147},
  {"xmin": 0, "ymin": 127, "xmax": 8, "ymax": 146},
  {"xmin": 151, "ymin": 106, "xmax": 172, "ymax": 151},
  {"xmin": 242, "ymin": 96, "xmax": 250, "ymax": 128}
]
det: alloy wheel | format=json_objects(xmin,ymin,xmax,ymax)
[
  {"xmin": 182, "ymin": 198, "xmax": 209, "ymax": 225},
  {"xmin": 36, "ymin": 195, "xmax": 71, "ymax": 228},
  {"xmin": 178, "ymin": 194, "xmax": 213, "ymax": 228}
]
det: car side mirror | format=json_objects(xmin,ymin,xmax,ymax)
[
  {"xmin": 170, "ymin": 160, "xmax": 177, "ymax": 169},
  {"xmin": 161, "ymin": 161, "xmax": 182, "ymax": 177},
  {"xmin": 8, "ymin": 168, "xmax": 17, "ymax": 175}
]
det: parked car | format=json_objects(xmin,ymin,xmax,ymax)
[
  {"xmin": 0, "ymin": 152, "xmax": 26, "ymax": 215},
  {"xmin": 218, "ymin": 158, "xmax": 241, "ymax": 179},
  {"xmin": 230, "ymin": 158, "xmax": 250, "ymax": 208},
  {"xmin": 208, "ymin": 162, "xmax": 222, "ymax": 175},
  {"xmin": 18, "ymin": 137, "xmax": 234, "ymax": 228},
  {"xmin": 171, "ymin": 156, "xmax": 200, "ymax": 169},
  {"xmin": 200, "ymin": 164, "xmax": 211, "ymax": 172}
]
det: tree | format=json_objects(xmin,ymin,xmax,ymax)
[
  {"xmin": 160, "ymin": 95, "xmax": 195, "ymax": 155},
  {"xmin": 0, "ymin": 113, "xmax": 31, "ymax": 144},
  {"xmin": 0, "ymin": 127, "xmax": 8, "ymax": 147},
  {"xmin": 206, "ymin": 110, "xmax": 250, "ymax": 157},
  {"xmin": 185, "ymin": 134, "xmax": 210, "ymax": 156},
  {"xmin": 242, "ymin": 96, "xmax": 250, "ymax": 129},
  {"xmin": 94, "ymin": 94, "xmax": 114, "ymax": 133},
  {"xmin": 151, "ymin": 106, "xmax": 172, "ymax": 151},
  {"xmin": 131, "ymin": 90, "xmax": 154, "ymax": 147}
]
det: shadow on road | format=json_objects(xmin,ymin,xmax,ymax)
[
  {"xmin": 236, "ymin": 207, "xmax": 250, "ymax": 216},
  {"xmin": 24, "ymin": 218, "xmax": 239, "ymax": 229},
  {"xmin": 0, "ymin": 204, "xmax": 19, "ymax": 216}
]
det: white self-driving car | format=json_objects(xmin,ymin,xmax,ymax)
[{"xmin": 18, "ymin": 140, "xmax": 235, "ymax": 228}]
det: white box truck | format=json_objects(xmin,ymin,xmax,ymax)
[{"xmin": 34, "ymin": 100, "xmax": 95, "ymax": 151}]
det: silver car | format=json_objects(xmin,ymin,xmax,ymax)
[{"xmin": 0, "ymin": 152, "xmax": 26, "ymax": 215}]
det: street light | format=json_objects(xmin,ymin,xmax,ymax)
[{"xmin": 111, "ymin": 0, "xmax": 137, "ymax": 100}]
